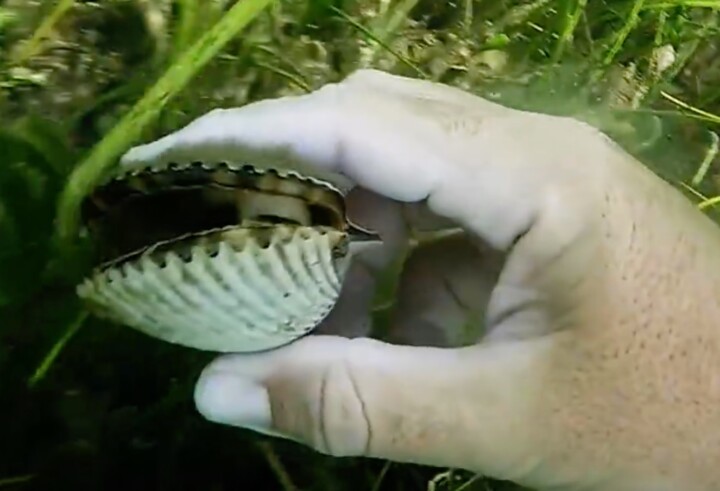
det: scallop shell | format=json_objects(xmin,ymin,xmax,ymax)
[{"xmin": 75, "ymin": 160, "xmax": 379, "ymax": 353}]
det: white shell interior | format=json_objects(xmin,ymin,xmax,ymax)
[{"xmin": 77, "ymin": 225, "xmax": 353, "ymax": 352}]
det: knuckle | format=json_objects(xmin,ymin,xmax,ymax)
[
  {"xmin": 318, "ymin": 357, "xmax": 371, "ymax": 457},
  {"xmin": 342, "ymin": 68, "xmax": 386, "ymax": 85},
  {"xmin": 266, "ymin": 376, "xmax": 315, "ymax": 444}
]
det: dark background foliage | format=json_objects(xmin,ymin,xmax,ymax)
[{"xmin": 0, "ymin": 1, "xmax": 718, "ymax": 490}]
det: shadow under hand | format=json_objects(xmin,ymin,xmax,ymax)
[{"xmin": 313, "ymin": 186, "xmax": 507, "ymax": 349}]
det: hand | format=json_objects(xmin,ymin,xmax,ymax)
[{"xmin": 120, "ymin": 69, "xmax": 720, "ymax": 491}]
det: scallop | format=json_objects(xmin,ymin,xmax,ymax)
[{"xmin": 75, "ymin": 160, "xmax": 380, "ymax": 353}]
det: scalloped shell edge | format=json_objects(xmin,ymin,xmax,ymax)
[{"xmin": 77, "ymin": 225, "xmax": 353, "ymax": 352}]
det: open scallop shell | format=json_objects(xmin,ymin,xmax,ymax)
[{"xmin": 76, "ymin": 160, "xmax": 379, "ymax": 353}]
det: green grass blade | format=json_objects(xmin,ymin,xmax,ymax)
[
  {"xmin": 552, "ymin": 0, "xmax": 589, "ymax": 63},
  {"xmin": 366, "ymin": 0, "xmax": 420, "ymax": 65},
  {"xmin": 11, "ymin": 0, "xmax": 76, "ymax": 65},
  {"xmin": 54, "ymin": 0, "xmax": 276, "ymax": 247},
  {"xmin": 330, "ymin": 5, "xmax": 427, "ymax": 78},
  {"xmin": 661, "ymin": 91, "xmax": 720, "ymax": 124},
  {"xmin": 0, "ymin": 474, "xmax": 34, "ymax": 488},
  {"xmin": 691, "ymin": 131, "xmax": 719, "ymax": 186},
  {"xmin": 644, "ymin": 0, "xmax": 720, "ymax": 8},
  {"xmin": 27, "ymin": 311, "xmax": 88, "ymax": 389},
  {"xmin": 603, "ymin": 0, "xmax": 647, "ymax": 66},
  {"xmin": 172, "ymin": 0, "xmax": 200, "ymax": 60}
]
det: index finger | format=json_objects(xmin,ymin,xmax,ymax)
[{"xmin": 119, "ymin": 71, "xmax": 449, "ymax": 203}]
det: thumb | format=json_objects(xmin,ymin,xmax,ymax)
[{"xmin": 193, "ymin": 334, "xmax": 551, "ymax": 478}]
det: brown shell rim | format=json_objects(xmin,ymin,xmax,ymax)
[{"xmin": 106, "ymin": 159, "xmax": 345, "ymax": 195}]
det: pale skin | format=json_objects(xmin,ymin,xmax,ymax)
[{"xmin": 120, "ymin": 69, "xmax": 720, "ymax": 491}]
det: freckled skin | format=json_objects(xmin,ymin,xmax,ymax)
[
  {"xmin": 378, "ymin": 87, "xmax": 720, "ymax": 488},
  {"xmin": 122, "ymin": 69, "xmax": 720, "ymax": 491},
  {"xmin": 372, "ymin": 124, "xmax": 720, "ymax": 490},
  {"xmin": 530, "ymin": 156, "xmax": 720, "ymax": 490}
]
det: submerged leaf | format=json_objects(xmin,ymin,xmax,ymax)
[
  {"xmin": 0, "ymin": 127, "xmax": 66, "ymax": 307},
  {"xmin": 10, "ymin": 115, "xmax": 78, "ymax": 176}
]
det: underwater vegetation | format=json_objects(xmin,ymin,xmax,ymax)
[{"xmin": 0, "ymin": 1, "xmax": 719, "ymax": 490}]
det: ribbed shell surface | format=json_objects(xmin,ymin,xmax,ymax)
[{"xmin": 76, "ymin": 225, "xmax": 352, "ymax": 352}]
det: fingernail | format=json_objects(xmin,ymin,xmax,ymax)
[{"xmin": 194, "ymin": 371, "xmax": 272, "ymax": 430}]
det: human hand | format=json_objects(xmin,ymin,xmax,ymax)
[{"xmin": 120, "ymin": 69, "xmax": 720, "ymax": 491}]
